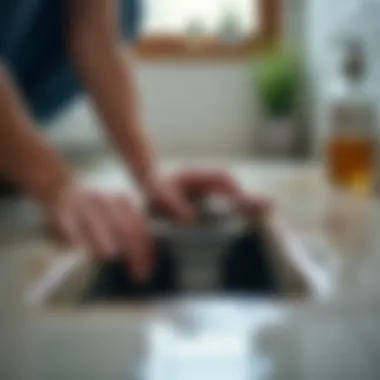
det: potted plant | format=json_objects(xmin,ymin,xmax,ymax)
[{"xmin": 255, "ymin": 48, "xmax": 305, "ymax": 156}]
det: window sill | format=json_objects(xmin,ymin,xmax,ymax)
[{"xmin": 133, "ymin": 35, "xmax": 277, "ymax": 62}]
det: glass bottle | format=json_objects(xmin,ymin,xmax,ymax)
[{"xmin": 326, "ymin": 40, "xmax": 377, "ymax": 195}]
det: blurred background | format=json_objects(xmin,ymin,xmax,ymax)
[{"xmin": 44, "ymin": 0, "xmax": 380, "ymax": 160}]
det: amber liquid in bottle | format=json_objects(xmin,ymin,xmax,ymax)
[{"xmin": 327, "ymin": 134, "xmax": 375, "ymax": 194}]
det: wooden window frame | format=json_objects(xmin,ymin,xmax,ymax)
[{"xmin": 133, "ymin": 0, "xmax": 282, "ymax": 61}]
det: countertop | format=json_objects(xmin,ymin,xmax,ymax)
[{"xmin": 1, "ymin": 157, "xmax": 380, "ymax": 380}]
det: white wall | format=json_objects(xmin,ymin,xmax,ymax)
[
  {"xmin": 46, "ymin": 63, "xmax": 257, "ymax": 157},
  {"xmin": 139, "ymin": 63, "xmax": 260, "ymax": 157},
  {"xmin": 46, "ymin": 0, "xmax": 306, "ymax": 158}
]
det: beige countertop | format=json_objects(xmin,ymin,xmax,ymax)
[{"xmin": 1, "ymin": 157, "xmax": 380, "ymax": 379}]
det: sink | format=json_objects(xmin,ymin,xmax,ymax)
[
  {"xmin": 82, "ymin": 230, "xmax": 279, "ymax": 304},
  {"xmin": 29, "ymin": 203, "xmax": 311, "ymax": 307}
]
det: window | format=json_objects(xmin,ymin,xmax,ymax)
[
  {"xmin": 135, "ymin": 0, "xmax": 282, "ymax": 60},
  {"xmin": 142, "ymin": 0, "xmax": 259, "ymax": 36}
]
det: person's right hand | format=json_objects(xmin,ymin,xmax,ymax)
[{"xmin": 42, "ymin": 180, "xmax": 153, "ymax": 282}]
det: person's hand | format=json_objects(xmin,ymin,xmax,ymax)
[
  {"xmin": 171, "ymin": 169, "xmax": 241, "ymax": 200},
  {"xmin": 42, "ymin": 180, "xmax": 153, "ymax": 282},
  {"xmin": 172, "ymin": 169, "xmax": 271, "ymax": 216},
  {"xmin": 236, "ymin": 192, "xmax": 272, "ymax": 218},
  {"xmin": 146, "ymin": 168, "xmax": 270, "ymax": 221},
  {"xmin": 144, "ymin": 175, "xmax": 196, "ymax": 222}
]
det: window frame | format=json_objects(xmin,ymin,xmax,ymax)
[{"xmin": 133, "ymin": 0, "xmax": 282, "ymax": 61}]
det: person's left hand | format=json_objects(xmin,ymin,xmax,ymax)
[{"xmin": 145, "ymin": 168, "xmax": 270, "ymax": 221}]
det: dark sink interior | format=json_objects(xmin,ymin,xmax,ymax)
[{"xmin": 81, "ymin": 230, "xmax": 279, "ymax": 304}]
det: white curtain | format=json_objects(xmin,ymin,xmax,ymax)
[{"xmin": 142, "ymin": 0, "xmax": 259, "ymax": 35}]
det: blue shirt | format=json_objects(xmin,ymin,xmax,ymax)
[{"xmin": 0, "ymin": 0, "xmax": 140, "ymax": 121}]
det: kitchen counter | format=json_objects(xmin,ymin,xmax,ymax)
[{"xmin": 1, "ymin": 157, "xmax": 380, "ymax": 380}]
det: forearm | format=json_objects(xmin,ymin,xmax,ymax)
[
  {"xmin": 73, "ymin": 45, "xmax": 156, "ymax": 187},
  {"xmin": 0, "ymin": 65, "xmax": 71, "ymax": 202},
  {"xmin": 67, "ymin": 0, "xmax": 157, "ymax": 189}
]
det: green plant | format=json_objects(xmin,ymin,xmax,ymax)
[{"xmin": 256, "ymin": 49, "xmax": 304, "ymax": 118}]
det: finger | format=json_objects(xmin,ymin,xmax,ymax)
[
  {"xmin": 202, "ymin": 171, "xmax": 242, "ymax": 196},
  {"xmin": 56, "ymin": 209, "xmax": 85, "ymax": 250},
  {"xmin": 238, "ymin": 192, "xmax": 272, "ymax": 216},
  {"xmin": 110, "ymin": 195, "xmax": 151, "ymax": 256},
  {"xmin": 177, "ymin": 170, "xmax": 241, "ymax": 197},
  {"xmin": 162, "ymin": 188, "xmax": 195, "ymax": 223},
  {"xmin": 113, "ymin": 196, "xmax": 154, "ymax": 282},
  {"xmin": 78, "ymin": 193, "xmax": 118, "ymax": 259}
]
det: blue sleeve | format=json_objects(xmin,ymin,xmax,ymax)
[
  {"xmin": 0, "ymin": 0, "xmax": 142, "ymax": 122},
  {"xmin": 121, "ymin": 0, "xmax": 142, "ymax": 42}
]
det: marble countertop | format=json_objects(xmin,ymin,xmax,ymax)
[{"xmin": 1, "ymin": 157, "xmax": 380, "ymax": 380}]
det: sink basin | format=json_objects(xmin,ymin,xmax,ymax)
[
  {"xmin": 82, "ymin": 229, "xmax": 279, "ymax": 304},
  {"xmin": 27, "ymin": 194, "xmax": 315, "ymax": 308},
  {"xmin": 33, "ymin": 207, "xmax": 310, "ymax": 308}
]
